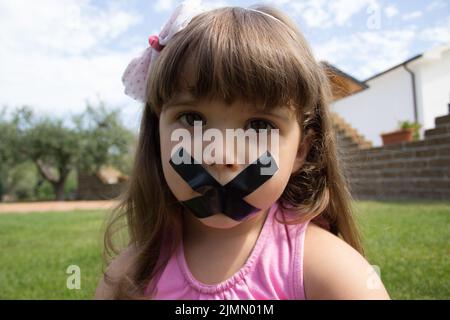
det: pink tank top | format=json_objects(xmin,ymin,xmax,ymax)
[{"xmin": 146, "ymin": 200, "xmax": 310, "ymax": 299}]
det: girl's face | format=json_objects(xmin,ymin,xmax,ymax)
[{"xmin": 158, "ymin": 93, "xmax": 310, "ymax": 229}]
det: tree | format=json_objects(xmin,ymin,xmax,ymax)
[
  {"xmin": 0, "ymin": 106, "xmax": 28, "ymax": 201},
  {"xmin": 20, "ymin": 109, "xmax": 80, "ymax": 201},
  {"xmin": 72, "ymin": 101, "xmax": 135, "ymax": 176},
  {"xmin": 1, "ymin": 102, "xmax": 135, "ymax": 201}
]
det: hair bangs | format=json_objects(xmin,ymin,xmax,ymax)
[{"xmin": 147, "ymin": 6, "xmax": 321, "ymax": 117}]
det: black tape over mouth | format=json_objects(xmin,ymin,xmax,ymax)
[{"xmin": 169, "ymin": 147, "xmax": 278, "ymax": 221}]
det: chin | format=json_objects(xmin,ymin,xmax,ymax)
[{"xmin": 197, "ymin": 213, "xmax": 243, "ymax": 229}]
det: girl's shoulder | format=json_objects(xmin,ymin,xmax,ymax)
[{"xmin": 303, "ymin": 222, "xmax": 390, "ymax": 300}]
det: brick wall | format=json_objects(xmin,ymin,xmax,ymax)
[{"xmin": 337, "ymin": 113, "xmax": 450, "ymax": 200}]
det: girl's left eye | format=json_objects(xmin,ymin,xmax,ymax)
[{"xmin": 245, "ymin": 119, "xmax": 276, "ymax": 131}]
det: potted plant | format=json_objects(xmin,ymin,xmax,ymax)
[{"xmin": 381, "ymin": 120, "xmax": 421, "ymax": 146}]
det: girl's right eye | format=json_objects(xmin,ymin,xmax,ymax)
[{"xmin": 177, "ymin": 112, "xmax": 206, "ymax": 127}]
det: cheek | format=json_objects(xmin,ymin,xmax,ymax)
[
  {"xmin": 161, "ymin": 159, "xmax": 196, "ymax": 200},
  {"xmin": 244, "ymin": 142, "xmax": 297, "ymax": 209},
  {"xmin": 159, "ymin": 119, "xmax": 198, "ymax": 201}
]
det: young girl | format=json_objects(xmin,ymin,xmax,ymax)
[{"xmin": 95, "ymin": 1, "xmax": 390, "ymax": 300}]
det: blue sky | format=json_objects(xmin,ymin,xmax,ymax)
[{"xmin": 0, "ymin": 0, "xmax": 449, "ymax": 131}]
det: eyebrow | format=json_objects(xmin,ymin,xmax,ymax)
[
  {"xmin": 163, "ymin": 96, "xmax": 293, "ymax": 122},
  {"xmin": 255, "ymin": 109, "xmax": 292, "ymax": 123},
  {"xmin": 163, "ymin": 95, "xmax": 199, "ymax": 109}
]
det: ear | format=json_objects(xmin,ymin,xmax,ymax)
[{"xmin": 292, "ymin": 129, "xmax": 314, "ymax": 174}]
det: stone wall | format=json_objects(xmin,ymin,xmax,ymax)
[{"xmin": 336, "ymin": 113, "xmax": 450, "ymax": 200}]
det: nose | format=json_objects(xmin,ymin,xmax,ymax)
[{"xmin": 203, "ymin": 143, "xmax": 240, "ymax": 172}]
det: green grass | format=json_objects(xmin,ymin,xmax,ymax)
[
  {"xmin": 354, "ymin": 200, "xmax": 450, "ymax": 300},
  {"xmin": 0, "ymin": 210, "xmax": 105, "ymax": 299},
  {"xmin": 0, "ymin": 200, "xmax": 449, "ymax": 299}
]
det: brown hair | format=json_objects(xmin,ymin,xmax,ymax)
[{"xmin": 101, "ymin": 4, "xmax": 363, "ymax": 299}]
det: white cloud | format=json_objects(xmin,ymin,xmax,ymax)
[
  {"xmin": 426, "ymin": 0, "xmax": 447, "ymax": 11},
  {"xmin": 288, "ymin": 0, "xmax": 378, "ymax": 29},
  {"xmin": 153, "ymin": 0, "xmax": 175, "ymax": 13},
  {"xmin": 419, "ymin": 17, "xmax": 450, "ymax": 45},
  {"xmin": 402, "ymin": 11, "xmax": 423, "ymax": 21},
  {"xmin": 0, "ymin": 0, "xmax": 143, "ymax": 129},
  {"xmin": 384, "ymin": 5, "xmax": 399, "ymax": 18},
  {"xmin": 263, "ymin": 0, "xmax": 294, "ymax": 5},
  {"xmin": 0, "ymin": 0, "xmax": 141, "ymax": 55},
  {"xmin": 313, "ymin": 13, "xmax": 450, "ymax": 80},
  {"xmin": 313, "ymin": 28, "xmax": 416, "ymax": 79}
]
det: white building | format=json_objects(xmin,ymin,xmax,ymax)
[{"xmin": 330, "ymin": 43, "xmax": 450, "ymax": 147}]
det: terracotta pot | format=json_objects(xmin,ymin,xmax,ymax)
[{"xmin": 381, "ymin": 128, "xmax": 413, "ymax": 146}]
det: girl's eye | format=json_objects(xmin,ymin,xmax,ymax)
[
  {"xmin": 246, "ymin": 119, "xmax": 276, "ymax": 131},
  {"xmin": 177, "ymin": 112, "xmax": 206, "ymax": 127}
]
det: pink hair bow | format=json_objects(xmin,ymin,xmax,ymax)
[{"xmin": 121, "ymin": 1, "xmax": 208, "ymax": 103}]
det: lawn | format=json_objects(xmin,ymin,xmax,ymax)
[
  {"xmin": 0, "ymin": 200, "xmax": 449, "ymax": 299},
  {"xmin": 354, "ymin": 200, "xmax": 450, "ymax": 300},
  {"xmin": 0, "ymin": 210, "xmax": 104, "ymax": 299}
]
